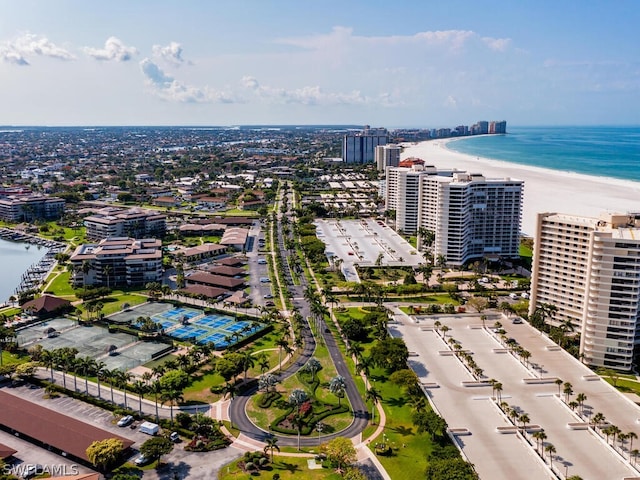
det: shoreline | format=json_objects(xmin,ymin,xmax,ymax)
[
  {"xmin": 401, "ymin": 138, "xmax": 640, "ymax": 236},
  {"xmin": 0, "ymin": 229, "xmax": 66, "ymax": 305}
]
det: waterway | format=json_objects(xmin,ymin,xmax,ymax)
[{"xmin": 0, "ymin": 238, "xmax": 49, "ymax": 303}]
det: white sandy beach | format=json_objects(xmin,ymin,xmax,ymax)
[{"xmin": 401, "ymin": 138, "xmax": 640, "ymax": 236}]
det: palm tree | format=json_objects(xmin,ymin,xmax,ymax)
[
  {"xmin": 575, "ymin": 392, "xmax": 587, "ymax": 414},
  {"xmin": 119, "ymin": 371, "xmax": 134, "ymax": 409},
  {"xmin": 329, "ymin": 375, "xmax": 347, "ymax": 406},
  {"xmin": 519, "ymin": 413, "xmax": 530, "ymax": 431},
  {"xmin": 346, "ymin": 342, "xmax": 364, "ymax": 372},
  {"xmin": 263, "ymin": 435, "xmax": 280, "ymax": 463},
  {"xmin": 628, "ymin": 432, "xmax": 638, "ymax": 459},
  {"xmin": 105, "ymin": 369, "xmax": 117, "ymax": 405},
  {"xmin": 555, "ymin": 378, "xmax": 563, "ymax": 397},
  {"xmin": 95, "ymin": 361, "xmax": 108, "ymax": 399},
  {"xmin": 592, "ymin": 412, "xmax": 606, "ymax": 429},
  {"xmin": 77, "ymin": 356, "xmax": 96, "ymax": 395},
  {"xmin": 440, "ymin": 325, "xmax": 450, "ymax": 339},
  {"xmin": 150, "ymin": 380, "xmax": 163, "ymax": 422},
  {"xmin": 494, "ymin": 382, "xmax": 503, "ymax": 402},
  {"xmin": 532, "ymin": 430, "xmax": 547, "ymax": 453},
  {"xmin": 257, "ymin": 353, "xmax": 270, "ymax": 374},
  {"xmin": 545, "ymin": 443, "xmax": 556, "ymax": 468},
  {"xmin": 356, "ymin": 355, "xmax": 374, "ymax": 390},
  {"xmin": 241, "ymin": 350, "xmax": 256, "ymax": 383},
  {"xmin": 276, "ymin": 336, "xmax": 290, "ymax": 371},
  {"xmin": 558, "ymin": 319, "xmax": 575, "ymax": 347},
  {"xmin": 631, "ymin": 449, "xmax": 640, "ymax": 465},
  {"xmin": 162, "ymin": 389, "xmax": 184, "ymax": 425},
  {"xmin": 132, "ymin": 380, "xmax": 147, "ymax": 415},
  {"xmin": 563, "ymin": 382, "xmax": 573, "ymax": 403},
  {"xmin": 365, "ymin": 387, "xmax": 382, "ymax": 425},
  {"xmin": 40, "ymin": 349, "xmax": 56, "ymax": 382},
  {"xmin": 103, "ymin": 264, "xmax": 112, "ymax": 289}
]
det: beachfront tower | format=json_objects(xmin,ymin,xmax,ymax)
[
  {"xmin": 342, "ymin": 126, "xmax": 389, "ymax": 163},
  {"xmin": 375, "ymin": 144, "xmax": 401, "ymax": 172},
  {"xmin": 529, "ymin": 212, "xmax": 640, "ymax": 371},
  {"xmin": 385, "ymin": 165, "xmax": 523, "ymax": 266}
]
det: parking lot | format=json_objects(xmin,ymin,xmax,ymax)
[
  {"xmin": 390, "ymin": 311, "xmax": 640, "ymax": 480},
  {"xmin": 0, "ymin": 383, "xmax": 243, "ymax": 479},
  {"xmin": 315, "ymin": 218, "xmax": 426, "ymax": 283}
]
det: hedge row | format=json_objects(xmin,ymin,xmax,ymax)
[
  {"xmin": 269, "ymin": 403, "xmax": 349, "ymax": 435},
  {"xmin": 258, "ymin": 391, "xmax": 282, "ymax": 409}
]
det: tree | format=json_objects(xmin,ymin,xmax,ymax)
[
  {"xmin": 263, "ymin": 435, "xmax": 280, "ymax": 462},
  {"xmin": 132, "ymin": 379, "xmax": 148, "ymax": 415},
  {"xmin": 329, "ymin": 375, "xmax": 347, "ymax": 406},
  {"xmin": 628, "ymin": 431, "xmax": 638, "ymax": 459},
  {"xmin": 555, "ymin": 378, "xmax": 563, "ymax": 397},
  {"xmin": 303, "ymin": 357, "xmax": 322, "ymax": 381},
  {"xmin": 545, "ymin": 443, "xmax": 556, "ymax": 468},
  {"xmin": 140, "ymin": 436, "xmax": 173, "ymax": 465},
  {"xmin": 466, "ymin": 296, "xmax": 488, "ymax": 313},
  {"xmin": 365, "ymin": 387, "xmax": 382, "ymax": 425},
  {"xmin": 240, "ymin": 350, "xmax": 256, "ymax": 383},
  {"xmin": 563, "ymin": 382, "xmax": 573, "ymax": 403},
  {"xmin": 86, "ymin": 438, "xmax": 124, "ymax": 471},
  {"xmin": 370, "ymin": 337, "xmax": 409, "ymax": 372},
  {"xmin": 322, "ymin": 437, "xmax": 356, "ymax": 472}
]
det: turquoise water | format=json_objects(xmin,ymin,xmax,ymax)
[
  {"xmin": 447, "ymin": 126, "xmax": 640, "ymax": 182},
  {"xmin": 0, "ymin": 238, "xmax": 48, "ymax": 303}
]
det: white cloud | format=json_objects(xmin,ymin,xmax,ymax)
[
  {"xmin": 84, "ymin": 37, "xmax": 137, "ymax": 61},
  {"xmin": 482, "ymin": 37, "xmax": 511, "ymax": 52},
  {"xmin": 0, "ymin": 33, "xmax": 74, "ymax": 65},
  {"xmin": 140, "ymin": 58, "xmax": 235, "ymax": 103},
  {"xmin": 152, "ymin": 41, "xmax": 188, "ymax": 65},
  {"xmin": 276, "ymin": 27, "xmax": 509, "ymax": 54},
  {"xmin": 241, "ymin": 76, "xmax": 373, "ymax": 105}
]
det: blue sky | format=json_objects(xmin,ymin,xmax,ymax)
[{"xmin": 1, "ymin": 0, "xmax": 639, "ymax": 127}]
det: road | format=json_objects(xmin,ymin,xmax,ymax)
[{"xmin": 228, "ymin": 185, "xmax": 369, "ymax": 447}]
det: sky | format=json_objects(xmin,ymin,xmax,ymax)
[{"xmin": 1, "ymin": 0, "xmax": 639, "ymax": 127}]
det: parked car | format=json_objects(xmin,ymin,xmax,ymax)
[
  {"xmin": 134, "ymin": 454, "xmax": 151, "ymax": 466},
  {"xmin": 260, "ymin": 277, "xmax": 270, "ymax": 283},
  {"xmin": 169, "ymin": 431, "xmax": 180, "ymax": 443},
  {"xmin": 263, "ymin": 293, "xmax": 274, "ymax": 299},
  {"xmin": 512, "ymin": 317, "xmax": 524, "ymax": 324},
  {"xmin": 23, "ymin": 465, "xmax": 44, "ymax": 479},
  {"xmin": 117, "ymin": 415, "xmax": 134, "ymax": 427}
]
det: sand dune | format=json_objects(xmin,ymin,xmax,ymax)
[{"xmin": 401, "ymin": 138, "xmax": 640, "ymax": 236}]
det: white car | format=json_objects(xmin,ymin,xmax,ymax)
[
  {"xmin": 117, "ymin": 415, "xmax": 134, "ymax": 427},
  {"xmin": 134, "ymin": 454, "xmax": 150, "ymax": 466}
]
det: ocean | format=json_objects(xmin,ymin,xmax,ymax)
[
  {"xmin": 446, "ymin": 126, "xmax": 640, "ymax": 183},
  {"xmin": 0, "ymin": 238, "xmax": 48, "ymax": 304}
]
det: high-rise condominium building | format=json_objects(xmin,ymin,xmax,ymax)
[
  {"xmin": 385, "ymin": 165, "xmax": 523, "ymax": 266},
  {"xmin": 375, "ymin": 144, "xmax": 401, "ymax": 172},
  {"xmin": 529, "ymin": 212, "xmax": 640, "ymax": 371},
  {"xmin": 342, "ymin": 126, "xmax": 389, "ymax": 163}
]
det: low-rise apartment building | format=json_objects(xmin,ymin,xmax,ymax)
[
  {"xmin": 83, "ymin": 207, "xmax": 166, "ymax": 240},
  {"xmin": 70, "ymin": 237, "xmax": 163, "ymax": 288}
]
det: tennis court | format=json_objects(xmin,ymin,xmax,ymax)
[
  {"xmin": 108, "ymin": 301, "xmax": 175, "ymax": 324},
  {"xmin": 101, "ymin": 341, "xmax": 172, "ymax": 371},
  {"xmin": 16, "ymin": 317, "xmax": 76, "ymax": 346},
  {"xmin": 36, "ymin": 325, "xmax": 136, "ymax": 359},
  {"xmin": 171, "ymin": 326, "xmax": 210, "ymax": 340}
]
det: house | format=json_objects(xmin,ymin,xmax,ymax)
[
  {"xmin": 21, "ymin": 295, "xmax": 72, "ymax": 317},
  {"xmin": 186, "ymin": 272, "xmax": 245, "ymax": 290}
]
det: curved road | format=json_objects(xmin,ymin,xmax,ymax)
[{"xmin": 229, "ymin": 186, "xmax": 369, "ymax": 446}]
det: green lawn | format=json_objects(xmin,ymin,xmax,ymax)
[
  {"xmin": 604, "ymin": 377, "xmax": 640, "ymax": 395},
  {"xmin": 219, "ymin": 456, "xmax": 342, "ymax": 480},
  {"xmin": 43, "ymin": 271, "xmax": 76, "ymax": 297},
  {"xmin": 1, "ymin": 350, "xmax": 30, "ymax": 366}
]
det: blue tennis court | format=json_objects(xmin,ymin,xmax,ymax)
[
  {"xmin": 194, "ymin": 315, "xmax": 234, "ymax": 329},
  {"xmin": 198, "ymin": 332, "xmax": 229, "ymax": 347},
  {"xmin": 171, "ymin": 326, "xmax": 210, "ymax": 339}
]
